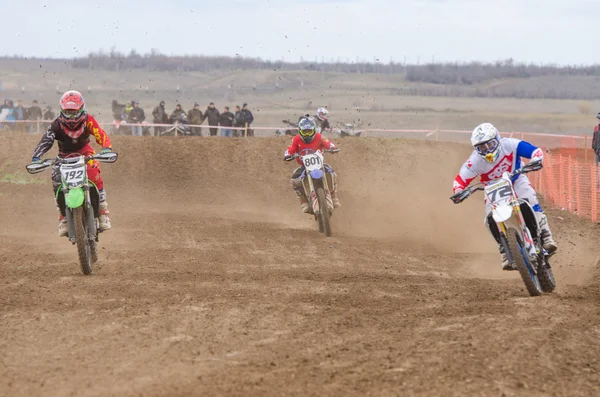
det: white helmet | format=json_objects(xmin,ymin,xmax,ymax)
[
  {"xmin": 471, "ymin": 123, "xmax": 501, "ymax": 163},
  {"xmin": 316, "ymin": 107, "xmax": 328, "ymax": 120}
]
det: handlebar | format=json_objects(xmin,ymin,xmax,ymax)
[
  {"xmin": 25, "ymin": 152, "xmax": 118, "ymax": 174},
  {"xmin": 449, "ymin": 160, "xmax": 542, "ymax": 204},
  {"xmin": 284, "ymin": 148, "xmax": 340, "ymax": 162}
]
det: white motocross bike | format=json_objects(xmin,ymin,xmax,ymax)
[
  {"xmin": 26, "ymin": 152, "xmax": 118, "ymax": 275},
  {"xmin": 450, "ymin": 160, "xmax": 556, "ymax": 297},
  {"xmin": 285, "ymin": 148, "xmax": 339, "ymax": 237}
]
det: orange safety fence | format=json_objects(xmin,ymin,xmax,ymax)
[{"xmin": 531, "ymin": 153, "xmax": 599, "ymax": 222}]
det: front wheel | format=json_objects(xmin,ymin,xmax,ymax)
[
  {"xmin": 73, "ymin": 207, "xmax": 93, "ymax": 275},
  {"xmin": 90, "ymin": 239, "xmax": 99, "ymax": 264},
  {"xmin": 538, "ymin": 257, "xmax": 556, "ymax": 293},
  {"xmin": 316, "ymin": 187, "xmax": 332, "ymax": 237},
  {"xmin": 506, "ymin": 227, "xmax": 542, "ymax": 296}
]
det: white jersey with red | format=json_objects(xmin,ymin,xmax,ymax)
[{"xmin": 453, "ymin": 138, "xmax": 544, "ymax": 212}]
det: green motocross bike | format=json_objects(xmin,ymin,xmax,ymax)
[{"xmin": 26, "ymin": 152, "xmax": 118, "ymax": 275}]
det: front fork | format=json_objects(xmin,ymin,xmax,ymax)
[
  {"xmin": 64, "ymin": 186, "xmax": 97, "ymax": 244},
  {"xmin": 304, "ymin": 173, "xmax": 333, "ymax": 215},
  {"xmin": 496, "ymin": 208, "xmax": 537, "ymax": 260}
]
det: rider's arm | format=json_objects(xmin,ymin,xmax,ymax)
[
  {"xmin": 516, "ymin": 140, "xmax": 543, "ymax": 162},
  {"xmin": 32, "ymin": 123, "xmax": 57, "ymax": 160},
  {"xmin": 453, "ymin": 156, "xmax": 479, "ymax": 193},
  {"xmin": 87, "ymin": 115, "xmax": 112, "ymax": 150},
  {"xmin": 284, "ymin": 136, "xmax": 299, "ymax": 158},
  {"xmin": 320, "ymin": 136, "xmax": 336, "ymax": 150}
]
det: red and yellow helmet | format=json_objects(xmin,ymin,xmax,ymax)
[{"xmin": 59, "ymin": 90, "xmax": 87, "ymax": 138}]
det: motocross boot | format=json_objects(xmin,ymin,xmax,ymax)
[
  {"xmin": 58, "ymin": 216, "xmax": 68, "ymax": 237},
  {"xmin": 299, "ymin": 196, "xmax": 310, "ymax": 214},
  {"xmin": 327, "ymin": 169, "xmax": 341, "ymax": 208},
  {"xmin": 291, "ymin": 179, "xmax": 311, "ymax": 214},
  {"xmin": 535, "ymin": 212, "xmax": 557, "ymax": 254},
  {"xmin": 330, "ymin": 190, "xmax": 341, "ymax": 208},
  {"xmin": 98, "ymin": 201, "xmax": 112, "ymax": 231},
  {"xmin": 56, "ymin": 204, "xmax": 68, "ymax": 237},
  {"xmin": 498, "ymin": 244, "xmax": 513, "ymax": 271}
]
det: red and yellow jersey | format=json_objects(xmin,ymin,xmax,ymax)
[
  {"xmin": 284, "ymin": 133, "xmax": 336, "ymax": 165},
  {"xmin": 33, "ymin": 115, "xmax": 112, "ymax": 158}
]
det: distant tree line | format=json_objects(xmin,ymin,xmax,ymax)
[
  {"xmin": 64, "ymin": 50, "xmax": 600, "ymax": 83},
  {"xmin": 404, "ymin": 59, "xmax": 600, "ymax": 85}
]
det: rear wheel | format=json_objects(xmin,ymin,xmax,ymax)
[
  {"xmin": 316, "ymin": 187, "xmax": 332, "ymax": 237},
  {"xmin": 73, "ymin": 207, "xmax": 92, "ymax": 275},
  {"xmin": 507, "ymin": 227, "xmax": 542, "ymax": 296}
]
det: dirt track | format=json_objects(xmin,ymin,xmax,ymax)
[{"xmin": 1, "ymin": 135, "xmax": 600, "ymax": 397}]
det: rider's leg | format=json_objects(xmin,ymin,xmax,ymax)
[
  {"xmin": 484, "ymin": 214, "xmax": 511, "ymax": 270},
  {"xmin": 87, "ymin": 161, "xmax": 111, "ymax": 231},
  {"xmin": 51, "ymin": 163, "xmax": 68, "ymax": 237},
  {"xmin": 324, "ymin": 164, "xmax": 341, "ymax": 208},
  {"xmin": 290, "ymin": 167, "xmax": 310, "ymax": 213},
  {"xmin": 513, "ymin": 177, "xmax": 557, "ymax": 253}
]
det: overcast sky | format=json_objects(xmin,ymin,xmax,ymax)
[{"xmin": 4, "ymin": 0, "xmax": 598, "ymax": 65}]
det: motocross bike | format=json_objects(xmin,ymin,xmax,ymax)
[
  {"xmin": 450, "ymin": 160, "xmax": 556, "ymax": 297},
  {"xmin": 275, "ymin": 119, "xmax": 298, "ymax": 137},
  {"xmin": 285, "ymin": 148, "xmax": 339, "ymax": 237},
  {"xmin": 162, "ymin": 113, "xmax": 193, "ymax": 136},
  {"xmin": 337, "ymin": 122, "xmax": 363, "ymax": 138},
  {"xmin": 26, "ymin": 152, "xmax": 118, "ymax": 275}
]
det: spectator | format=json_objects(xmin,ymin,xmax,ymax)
[
  {"xmin": 127, "ymin": 101, "xmax": 145, "ymax": 136},
  {"xmin": 28, "ymin": 100, "xmax": 42, "ymax": 120},
  {"xmin": 121, "ymin": 101, "xmax": 133, "ymax": 121},
  {"xmin": 43, "ymin": 106, "xmax": 55, "ymax": 120},
  {"xmin": 241, "ymin": 103, "xmax": 255, "ymax": 137},
  {"xmin": 233, "ymin": 105, "xmax": 244, "ymax": 137},
  {"xmin": 170, "ymin": 104, "xmax": 186, "ymax": 122},
  {"xmin": 111, "ymin": 100, "xmax": 125, "ymax": 121},
  {"xmin": 219, "ymin": 106, "xmax": 234, "ymax": 137},
  {"xmin": 28, "ymin": 100, "xmax": 43, "ymax": 133},
  {"xmin": 4, "ymin": 100, "xmax": 15, "ymax": 130},
  {"xmin": 593, "ymin": 112, "xmax": 600, "ymax": 166},
  {"xmin": 187, "ymin": 102, "xmax": 204, "ymax": 136},
  {"xmin": 13, "ymin": 99, "xmax": 28, "ymax": 132},
  {"xmin": 203, "ymin": 102, "xmax": 220, "ymax": 136},
  {"xmin": 152, "ymin": 100, "xmax": 169, "ymax": 136},
  {"xmin": 0, "ymin": 99, "xmax": 12, "ymax": 129}
]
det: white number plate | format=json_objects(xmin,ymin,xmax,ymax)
[
  {"xmin": 485, "ymin": 179, "xmax": 512, "ymax": 205},
  {"xmin": 302, "ymin": 153, "xmax": 323, "ymax": 172},
  {"xmin": 61, "ymin": 164, "xmax": 86, "ymax": 186}
]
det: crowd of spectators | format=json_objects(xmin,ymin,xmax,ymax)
[
  {"xmin": 0, "ymin": 97, "xmax": 255, "ymax": 138},
  {"xmin": 0, "ymin": 99, "xmax": 55, "ymax": 132},
  {"xmin": 112, "ymin": 100, "xmax": 254, "ymax": 137}
]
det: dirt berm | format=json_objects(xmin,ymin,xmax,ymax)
[{"xmin": 1, "ymin": 135, "xmax": 600, "ymax": 397}]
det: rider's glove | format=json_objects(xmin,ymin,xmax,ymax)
[
  {"xmin": 31, "ymin": 157, "xmax": 41, "ymax": 163},
  {"xmin": 100, "ymin": 148, "xmax": 112, "ymax": 154},
  {"xmin": 283, "ymin": 155, "xmax": 292, "ymax": 161}
]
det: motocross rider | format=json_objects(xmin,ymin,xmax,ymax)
[
  {"xmin": 452, "ymin": 122, "xmax": 557, "ymax": 270},
  {"xmin": 31, "ymin": 90, "xmax": 113, "ymax": 237},
  {"xmin": 314, "ymin": 107, "xmax": 331, "ymax": 133},
  {"xmin": 284, "ymin": 116, "xmax": 340, "ymax": 213}
]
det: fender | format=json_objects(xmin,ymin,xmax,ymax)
[
  {"xmin": 309, "ymin": 169, "xmax": 324, "ymax": 180},
  {"xmin": 65, "ymin": 187, "xmax": 85, "ymax": 208}
]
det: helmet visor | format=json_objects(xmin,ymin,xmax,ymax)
[
  {"xmin": 61, "ymin": 108, "xmax": 84, "ymax": 119},
  {"xmin": 475, "ymin": 139, "xmax": 499, "ymax": 155},
  {"xmin": 299, "ymin": 128, "xmax": 315, "ymax": 138}
]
